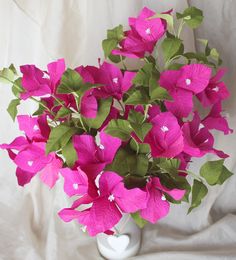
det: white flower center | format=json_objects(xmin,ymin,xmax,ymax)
[
  {"xmin": 212, "ymin": 86, "xmax": 219, "ymax": 92},
  {"xmin": 112, "ymin": 77, "xmax": 119, "ymax": 84},
  {"xmin": 33, "ymin": 125, "xmax": 39, "ymax": 131},
  {"xmin": 199, "ymin": 123, "xmax": 204, "ymax": 129},
  {"xmin": 161, "ymin": 126, "xmax": 169, "ymax": 132},
  {"xmin": 81, "ymin": 226, "xmax": 87, "ymax": 233},
  {"xmin": 27, "ymin": 161, "xmax": 33, "ymax": 167},
  {"xmin": 99, "ymin": 144, "xmax": 105, "ymax": 150},
  {"xmin": 108, "ymin": 194, "xmax": 115, "ymax": 202},
  {"xmin": 73, "ymin": 183, "xmax": 79, "ymax": 190},
  {"xmin": 161, "ymin": 194, "xmax": 166, "ymax": 201},
  {"xmin": 203, "ymin": 138, "xmax": 209, "ymax": 143},
  {"xmin": 185, "ymin": 78, "xmax": 192, "ymax": 85},
  {"xmin": 145, "ymin": 28, "xmax": 151, "ymax": 35}
]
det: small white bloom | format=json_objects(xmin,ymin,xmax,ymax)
[
  {"xmin": 27, "ymin": 161, "xmax": 33, "ymax": 167},
  {"xmin": 99, "ymin": 144, "xmax": 105, "ymax": 150},
  {"xmin": 73, "ymin": 183, "xmax": 79, "ymax": 190},
  {"xmin": 212, "ymin": 86, "xmax": 219, "ymax": 92},
  {"xmin": 33, "ymin": 125, "xmax": 39, "ymax": 131},
  {"xmin": 161, "ymin": 126, "xmax": 169, "ymax": 132},
  {"xmin": 108, "ymin": 194, "xmax": 115, "ymax": 202},
  {"xmin": 203, "ymin": 138, "xmax": 209, "ymax": 143},
  {"xmin": 161, "ymin": 194, "xmax": 166, "ymax": 201},
  {"xmin": 112, "ymin": 77, "xmax": 119, "ymax": 84},
  {"xmin": 199, "ymin": 123, "xmax": 204, "ymax": 129},
  {"xmin": 145, "ymin": 28, "xmax": 151, "ymax": 35},
  {"xmin": 185, "ymin": 78, "xmax": 192, "ymax": 85}
]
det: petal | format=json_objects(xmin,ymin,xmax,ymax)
[
  {"xmin": 78, "ymin": 198, "xmax": 122, "ymax": 236},
  {"xmin": 47, "ymin": 58, "xmax": 65, "ymax": 87},
  {"xmin": 60, "ymin": 167, "xmax": 88, "ymax": 197},
  {"xmin": 39, "ymin": 155, "xmax": 62, "ymax": 188},
  {"xmin": 177, "ymin": 64, "xmax": 212, "ymax": 94},
  {"xmin": 16, "ymin": 167, "xmax": 36, "ymax": 186},
  {"xmin": 113, "ymin": 182, "xmax": 147, "ymax": 213}
]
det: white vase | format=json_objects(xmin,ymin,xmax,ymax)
[{"xmin": 96, "ymin": 214, "xmax": 141, "ymax": 259}]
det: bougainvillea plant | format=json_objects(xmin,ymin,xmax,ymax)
[{"xmin": 0, "ymin": 6, "xmax": 233, "ymax": 236}]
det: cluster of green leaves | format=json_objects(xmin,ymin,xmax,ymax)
[{"xmin": 102, "ymin": 24, "xmax": 124, "ymax": 63}]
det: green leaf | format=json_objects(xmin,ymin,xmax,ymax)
[
  {"xmin": 107, "ymin": 25, "xmax": 124, "ymax": 41},
  {"xmin": 136, "ymin": 154, "xmax": 149, "ymax": 176},
  {"xmin": 102, "ymin": 39, "xmax": 118, "ymax": 58},
  {"xmin": 130, "ymin": 139, "xmax": 150, "ymax": 154},
  {"xmin": 105, "ymin": 119, "xmax": 132, "ymax": 141},
  {"xmin": 83, "ymin": 98, "xmax": 112, "ymax": 129},
  {"xmin": 217, "ymin": 166, "xmax": 233, "ymax": 185},
  {"xmin": 105, "ymin": 148, "xmax": 135, "ymax": 176},
  {"xmin": 159, "ymin": 158, "xmax": 181, "ymax": 175},
  {"xmin": 200, "ymin": 159, "xmax": 233, "ymax": 185},
  {"xmin": 11, "ymin": 78, "xmax": 24, "ymax": 98},
  {"xmin": 0, "ymin": 68, "xmax": 15, "ymax": 84},
  {"xmin": 46, "ymin": 124, "xmax": 78, "ymax": 154},
  {"xmin": 131, "ymin": 212, "xmax": 147, "ymax": 228},
  {"xmin": 128, "ymin": 110, "xmax": 152, "ymax": 141},
  {"xmin": 55, "ymin": 107, "xmax": 71, "ymax": 119},
  {"xmin": 62, "ymin": 140, "xmax": 77, "ymax": 167},
  {"xmin": 210, "ymin": 48, "xmax": 222, "ymax": 65},
  {"xmin": 124, "ymin": 175, "xmax": 147, "ymax": 189},
  {"xmin": 149, "ymin": 78, "xmax": 172, "ymax": 101},
  {"xmin": 7, "ymin": 99, "xmax": 20, "ymax": 121},
  {"xmin": 33, "ymin": 102, "xmax": 46, "ymax": 116},
  {"xmin": 132, "ymin": 63, "xmax": 154, "ymax": 87},
  {"xmin": 188, "ymin": 180, "xmax": 208, "ymax": 213},
  {"xmin": 124, "ymin": 89, "xmax": 150, "ymax": 105},
  {"xmin": 177, "ymin": 7, "xmax": 203, "ymax": 29},
  {"xmin": 57, "ymin": 69, "xmax": 83, "ymax": 94},
  {"xmin": 161, "ymin": 37, "xmax": 183, "ymax": 63}
]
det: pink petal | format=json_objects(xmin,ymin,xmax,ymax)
[
  {"xmin": 47, "ymin": 58, "xmax": 65, "ymax": 88},
  {"xmin": 16, "ymin": 167, "xmax": 36, "ymax": 186},
  {"xmin": 177, "ymin": 64, "xmax": 212, "ymax": 94},
  {"xmin": 140, "ymin": 179, "xmax": 170, "ymax": 224},
  {"xmin": 20, "ymin": 65, "xmax": 51, "ymax": 100},
  {"xmin": 39, "ymin": 155, "xmax": 62, "ymax": 188},
  {"xmin": 60, "ymin": 167, "xmax": 88, "ymax": 196},
  {"xmin": 80, "ymin": 91, "xmax": 98, "ymax": 118}
]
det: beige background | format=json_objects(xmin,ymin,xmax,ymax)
[{"xmin": 0, "ymin": 1, "xmax": 236, "ymax": 259}]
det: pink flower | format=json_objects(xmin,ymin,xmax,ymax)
[
  {"xmin": 144, "ymin": 112, "xmax": 184, "ymax": 158},
  {"xmin": 20, "ymin": 65, "xmax": 51, "ymax": 100},
  {"xmin": 0, "ymin": 137, "xmax": 62, "ymax": 187},
  {"xmin": 202, "ymin": 102, "xmax": 233, "ymax": 135},
  {"xmin": 182, "ymin": 112, "xmax": 228, "ymax": 158},
  {"xmin": 47, "ymin": 58, "xmax": 66, "ymax": 90},
  {"xmin": 160, "ymin": 64, "xmax": 212, "ymax": 118},
  {"xmin": 160, "ymin": 70, "xmax": 193, "ymax": 118},
  {"xmin": 92, "ymin": 62, "xmax": 135, "ymax": 100},
  {"xmin": 177, "ymin": 64, "xmax": 212, "ymax": 94},
  {"xmin": 59, "ymin": 171, "xmax": 147, "ymax": 236},
  {"xmin": 112, "ymin": 7, "xmax": 166, "ymax": 58},
  {"xmin": 60, "ymin": 167, "xmax": 88, "ymax": 197},
  {"xmin": 140, "ymin": 177, "xmax": 185, "ymax": 223},
  {"xmin": 17, "ymin": 115, "xmax": 50, "ymax": 142},
  {"xmin": 73, "ymin": 130, "xmax": 121, "ymax": 178},
  {"xmin": 197, "ymin": 68, "xmax": 230, "ymax": 107}
]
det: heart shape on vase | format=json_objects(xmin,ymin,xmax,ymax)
[{"xmin": 107, "ymin": 234, "xmax": 130, "ymax": 253}]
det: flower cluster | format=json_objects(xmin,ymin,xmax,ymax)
[{"xmin": 0, "ymin": 6, "xmax": 233, "ymax": 236}]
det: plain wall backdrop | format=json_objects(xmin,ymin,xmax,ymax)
[{"xmin": 0, "ymin": 1, "xmax": 236, "ymax": 259}]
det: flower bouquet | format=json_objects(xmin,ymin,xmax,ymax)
[{"xmin": 0, "ymin": 6, "xmax": 233, "ymax": 259}]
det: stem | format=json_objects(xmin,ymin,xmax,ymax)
[
  {"xmin": 180, "ymin": 170, "xmax": 202, "ymax": 181},
  {"xmin": 177, "ymin": 19, "xmax": 185, "ymax": 38},
  {"xmin": 117, "ymin": 99, "xmax": 125, "ymax": 114},
  {"xmin": 120, "ymin": 56, "xmax": 127, "ymax": 70},
  {"xmin": 30, "ymin": 97, "xmax": 56, "ymax": 117}
]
